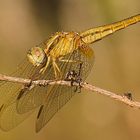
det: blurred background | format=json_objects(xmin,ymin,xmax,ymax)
[{"xmin": 0, "ymin": 0, "xmax": 140, "ymax": 140}]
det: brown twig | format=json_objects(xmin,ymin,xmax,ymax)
[{"xmin": 0, "ymin": 74, "xmax": 140, "ymax": 109}]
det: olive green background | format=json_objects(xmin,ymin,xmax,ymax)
[{"xmin": 0, "ymin": 0, "xmax": 140, "ymax": 140}]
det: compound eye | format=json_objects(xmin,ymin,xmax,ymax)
[
  {"xmin": 35, "ymin": 48, "xmax": 42, "ymax": 57},
  {"xmin": 27, "ymin": 47, "xmax": 47, "ymax": 66}
]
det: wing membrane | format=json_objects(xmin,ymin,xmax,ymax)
[
  {"xmin": 0, "ymin": 36, "xmax": 94, "ymax": 131},
  {"xmin": 0, "ymin": 58, "xmax": 43, "ymax": 130},
  {"xmin": 36, "ymin": 46, "xmax": 94, "ymax": 132},
  {"xmin": 0, "ymin": 103, "xmax": 32, "ymax": 131}
]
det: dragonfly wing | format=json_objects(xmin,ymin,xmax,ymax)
[
  {"xmin": 0, "ymin": 83, "xmax": 46, "ymax": 131},
  {"xmin": 0, "ymin": 58, "xmax": 37, "ymax": 107},
  {"xmin": 0, "ymin": 101, "xmax": 32, "ymax": 131},
  {"xmin": 15, "ymin": 40, "xmax": 74, "ymax": 114},
  {"xmin": 36, "ymin": 46, "xmax": 95, "ymax": 132},
  {"xmin": 0, "ymin": 39, "xmax": 94, "ymax": 131},
  {"xmin": 0, "ymin": 58, "xmax": 44, "ymax": 130},
  {"xmin": 36, "ymin": 84, "xmax": 75, "ymax": 132},
  {"xmin": 16, "ymin": 63, "xmax": 55, "ymax": 114},
  {"xmin": 15, "ymin": 37, "xmax": 95, "ymax": 115},
  {"xmin": 16, "ymin": 86, "xmax": 47, "ymax": 114}
]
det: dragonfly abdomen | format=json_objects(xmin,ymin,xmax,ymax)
[{"xmin": 80, "ymin": 14, "xmax": 140, "ymax": 44}]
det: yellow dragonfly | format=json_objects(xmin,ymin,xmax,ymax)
[{"xmin": 0, "ymin": 14, "xmax": 139, "ymax": 132}]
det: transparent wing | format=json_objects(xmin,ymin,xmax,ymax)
[
  {"xmin": 0, "ymin": 102, "xmax": 32, "ymax": 131},
  {"xmin": 36, "ymin": 46, "xmax": 94, "ymax": 132},
  {"xmin": 15, "ymin": 33, "xmax": 71, "ymax": 114},
  {"xmin": 0, "ymin": 58, "xmax": 35, "ymax": 107},
  {"xmin": 0, "ymin": 57, "xmax": 46, "ymax": 131},
  {"xmin": 0, "ymin": 36, "xmax": 63, "ymax": 131},
  {"xmin": 36, "ymin": 84, "xmax": 75, "ymax": 132},
  {"xmin": 15, "ymin": 33, "xmax": 89, "ymax": 115},
  {"xmin": 0, "ymin": 36, "xmax": 94, "ymax": 131},
  {"xmin": 16, "ymin": 65, "xmax": 54, "ymax": 114}
]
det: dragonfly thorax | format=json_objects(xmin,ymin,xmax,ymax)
[{"xmin": 27, "ymin": 47, "xmax": 47, "ymax": 67}]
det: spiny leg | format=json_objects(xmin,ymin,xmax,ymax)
[
  {"xmin": 60, "ymin": 58, "xmax": 83, "ymax": 87},
  {"xmin": 65, "ymin": 70, "xmax": 78, "ymax": 86},
  {"xmin": 123, "ymin": 92, "xmax": 132, "ymax": 100},
  {"xmin": 52, "ymin": 60, "xmax": 61, "ymax": 79},
  {"xmin": 59, "ymin": 58, "xmax": 82, "ymax": 63},
  {"xmin": 39, "ymin": 56, "xmax": 51, "ymax": 74},
  {"xmin": 74, "ymin": 62, "xmax": 83, "ymax": 93},
  {"xmin": 63, "ymin": 59, "xmax": 83, "ymax": 92}
]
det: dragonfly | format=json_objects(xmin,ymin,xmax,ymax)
[{"xmin": 0, "ymin": 14, "xmax": 139, "ymax": 132}]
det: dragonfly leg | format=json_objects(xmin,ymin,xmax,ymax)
[
  {"xmin": 74, "ymin": 76, "xmax": 82, "ymax": 93},
  {"xmin": 52, "ymin": 60, "xmax": 61, "ymax": 79},
  {"xmin": 59, "ymin": 58, "xmax": 81, "ymax": 63},
  {"xmin": 39, "ymin": 57, "xmax": 51, "ymax": 74},
  {"xmin": 65, "ymin": 62, "xmax": 83, "ymax": 93},
  {"xmin": 65, "ymin": 70, "xmax": 77, "ymax": 86},
  {"xmin": 123, "ymin": 92, "xmax": 132, "ymax": 100},
  {"xmin": 74, "ymin": 62, "xmax": 83, "ymax": 93}
]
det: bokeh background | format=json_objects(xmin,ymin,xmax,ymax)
[{"xmin": 0, "ymin": 0, "xmax": 140, "ymax": 140}]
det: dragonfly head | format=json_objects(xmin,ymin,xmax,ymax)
[{"xmin": 27, "ymin": 47, "xmax": 47, "ymax": 66}]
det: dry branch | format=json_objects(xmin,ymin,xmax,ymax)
[{"xmin": 0, "ymin": 74, "xmax": 140, "ymax": 109}]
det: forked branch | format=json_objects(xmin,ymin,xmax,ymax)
[{"xmin": 0, "ymin": 74, "xmax": 140, "ymax": 109}]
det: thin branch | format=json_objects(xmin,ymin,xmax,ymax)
[{"xmin": 0, "ymin": 74, "xmax": 140, "ymax": 109}]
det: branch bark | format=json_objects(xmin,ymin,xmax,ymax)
[{"xmin": 0, "ymin": 74, "xmax": 140, "ymax": 109}]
